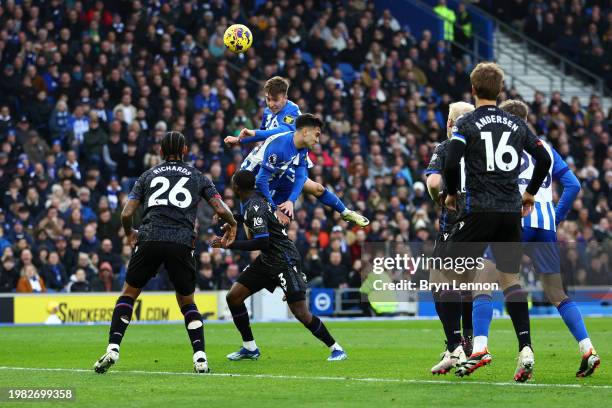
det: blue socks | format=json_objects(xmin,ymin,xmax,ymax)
[
  {"xmin": 557, "ymin": 299, "xmax": 589, "ymax": 342},
  {"xmin": 472, "ymin": 295, "xmax": 493, "ymax": 338},
  {"xmin": 318, "ymin": 189, "xmax": 346, "ymax": 213}
]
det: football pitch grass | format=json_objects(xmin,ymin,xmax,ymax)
[{"xmin": 0, "ymin": 318, "xmax": 610, "ymax": 407}]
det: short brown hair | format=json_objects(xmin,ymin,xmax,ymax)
[
  {"xmin": 499, "ymin": 99, "xmax": 529, "ymax": 120},
  {"xmin": 263, "ymin": 76, "xmax": 289, "ymax": 97},
  {"xmin": 470, "ymin": 62, "xmax": 504, "ymax": 100}
]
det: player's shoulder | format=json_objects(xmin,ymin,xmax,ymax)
[
  {"xmin": 280, "ymin": 101, "xmax": 300, "ymax": 125},
  {"xmin": 435, "ymin": 139, "xmax": 450, "ymax": 152},
  {"xmin": 247, "ymin": 194, "xmax": 272, "ymax": 212},
  {"xmin": 454, "ymin": 109, "xmax": 476, "ymax": 126},
  {"xmin": 285, "ymin": 100, "xmax": 301, "ymax": 114}
]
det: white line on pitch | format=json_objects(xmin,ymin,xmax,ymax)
[{"xmin": 0, "ymin": 366, "xmax": 610, "ymax": 390}]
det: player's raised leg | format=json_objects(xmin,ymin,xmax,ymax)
[
  {"xmin": 226, "ymin": 282, "xmax": 261, "ymax": 361},
  {"xmin": 94, "ymin": 283, "xmax": 140, "ymax": 373},
  {"xmin": 302, "ymin": 179, "xmax": 369, "ymax": 227},
  {"xmin": 288, "ymin": 299, "xmax": 347, "ymax": 361}
]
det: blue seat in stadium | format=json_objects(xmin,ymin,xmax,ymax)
[
  {"xmin": 322, "ymin": 62, "xmax": 332, "ymax": 75},
  {"xmin": 337, "ymin": 63, "xmax": 355, "ymax": 84},
  {"xmin": 300, "ymin": 51, "xmax": 314, "ymax": 67}
]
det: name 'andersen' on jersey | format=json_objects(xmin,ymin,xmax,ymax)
[
  {"xmin": 128, "ymin": 161, "xmax": 221, "ymax": 248},
  {"xmin": 451, "ymin": 105, "xmax": 542, "ymax": 213}
]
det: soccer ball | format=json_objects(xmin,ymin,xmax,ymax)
[{"xmin": 223, "ymin": 24, "xmax": 253, "ymax": 54}]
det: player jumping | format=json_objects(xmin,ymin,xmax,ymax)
[
  {"xmin": 224, "ymin": 76, "xmax": 369, "ymax": 227},
  {"xmin": 500, "ymin": 99, "xmax": 600, "ymax": 378},
  {"xmin": 443, "ymin": 62, "xmax": 551, "ymax": 378},
  {"xmin": 211, "ymin": 170, "xmax": 347, "ymax": 361},
  {"xmin": 94, "ymin": 131, "xmax": 237, "ymax": 374}
]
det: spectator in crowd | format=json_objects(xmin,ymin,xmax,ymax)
[
  {"xmin": 16, "ymin": 264, "xmax": 46, "ymax": 293},
  {"xmin": 91, "ymin": 262, "xmax": 120, "ymax": 292},
  {"xmin": 197, "ymin": 264, "xmax": 217, "ymax": 291},
  {"xmin": 323, "ymin": 251, "xmax": 349, "ymax": 288},
  {"xmin": 41, "ymin": 251, "xmax": 68, "ymax": 292},
  {"xmin": 68, "ymin": 268, "xmax": 91, "ymax": 292}
]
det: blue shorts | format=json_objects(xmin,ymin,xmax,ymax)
[{"xmin": 521, "ymin": 227, "xmax": 560, "ymax": 275}]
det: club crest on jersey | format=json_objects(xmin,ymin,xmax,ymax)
[
  {"xmin": 268, "ymin": 153, "xmax": 278, "ymax": 166},
  {"xmin": 283, "ymin": 115, "xmax": 295, "ymax": 125},
  {"xmin": 253, "ymin": 217, "xmax": 264, "ymax": 226},
  {"xmin": 452, "ymin": 125, "xmax": 458, "ymax": 133}
]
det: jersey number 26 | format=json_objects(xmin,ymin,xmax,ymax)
[{"xmin": 148, "ymin": 176, "xmax": 192, "ymax": 208}]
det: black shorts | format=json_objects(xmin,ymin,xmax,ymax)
[
  {"xmin": 446, "ymin": 212, "xmax": 522, "ymax": 274},
  {"xmin": 237, "ymin": 256, "xmax": 308, "ymax": 303},
  {"xmin": 126, "ymin": 241, "xmax": 196, "ymax": 296}
]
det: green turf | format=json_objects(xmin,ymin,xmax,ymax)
[{"xmin": 0, "ymin": 318, "xmax": 610, "ymax": 407}]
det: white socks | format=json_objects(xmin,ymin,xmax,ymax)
[
  {"xmin": 579, "ymin": 338, "xmax": 593, "ymax": 355},
  {"xmin": 107, "ymin": 343, "xmax": 120, "ymax": 353},
  {"xmin": 341, "ymin": 209, "xmax": 350, "ymax": 216},
  {"xmin": 473, "ymin": 336, "xmax": 488, "ymax": 354},
  {"xmin": 243, "ymin": 340, "xmax": 258, "ymax": 351},
  {"xmin": 330, "ymin": 342, "xmax": 343, "ymax": 352}
]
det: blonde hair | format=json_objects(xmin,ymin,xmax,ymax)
[{"xmin": 447, "ymin": 101, "xmax": 475, "ymax": 137}]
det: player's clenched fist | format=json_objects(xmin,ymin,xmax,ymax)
[{"xmin": 224, "ymin": 136, "xmax": 240, "ymax": 146}]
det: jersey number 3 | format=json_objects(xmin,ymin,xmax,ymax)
[
  {"xmin": 480, "ymin": 131, "xmax": 519, "ymax": 172},
  {"xmin": 148, "ymin": 176, "xmax": 192, "ymax": 208}
]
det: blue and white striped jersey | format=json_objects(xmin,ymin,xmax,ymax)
[{"xmin": 518, "ymin": 139, "xmax": 570, "ymax": 231}]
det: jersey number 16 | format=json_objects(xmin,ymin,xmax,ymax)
[{"xmin": 480, "ymin": 131, "xmax": 519, "ymax": 172}]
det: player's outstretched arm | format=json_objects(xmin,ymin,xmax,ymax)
[
  {"xmin": 211, "ymin": 234, "xmax": 270, "ymax": 251},
  {"xmin": 255, "ymin": 166, "xmax": 277, "ymax": 209},
  {"xmin": 208, "ymin": 197, "xmax": 238, "ymax": 246},
  {"xmin": 121, "ymin": 199, "xmax": 140, "ymax": 247},
  {"xmin": 240, "ymin": 119, "xmax": 295, "ymax": 144},
  {"xmin": 551, "ymin": 148, "xmax": 580, "ymax": 224},
  {"xmin": 279, "ymin": 162, "xmax": 308, "ymax": 218}
]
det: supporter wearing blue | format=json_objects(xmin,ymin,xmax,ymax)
[
  {"xmin": 500, "ymin": 100, "xmax": 600, "ymax": 378},
  {"xmin": 224, "ymin": 76, "xmax": 369, "ymax": 227},
  {"xmin": 253, "ymin": 114, "xmax": 322, "ymax": 225}
]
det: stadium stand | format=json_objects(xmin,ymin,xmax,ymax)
[{"xmin": 0, "ymin": 0, "xmax": 609, "ymax": 296}]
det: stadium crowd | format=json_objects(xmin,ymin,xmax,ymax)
[
  {"xmin": 0, "ymin": 0, "xmax": 609, "ymax": 295},
  {"xmin": 482, "ymin": 0, "xmax": 611, "ymax": 82}
]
